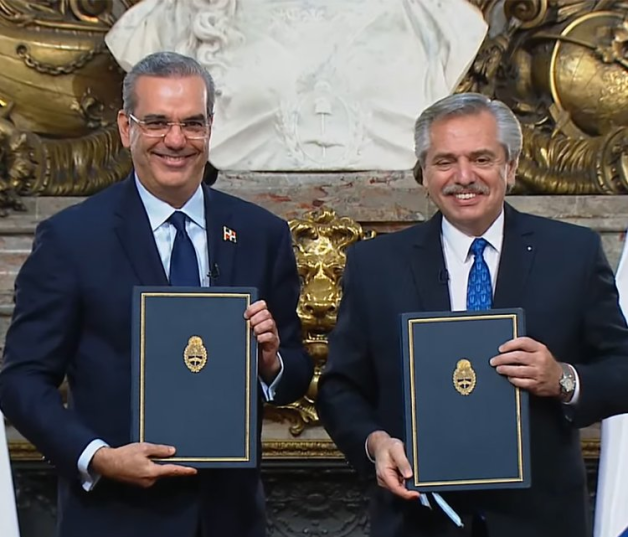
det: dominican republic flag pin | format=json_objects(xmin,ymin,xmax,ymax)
[{"xmin": 223, "ymin": 226, "xmax": 237, "ymax": 243}]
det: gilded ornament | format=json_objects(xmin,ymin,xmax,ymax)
[
  {"xmin": 456, "ymin": 0, "xmax": 628, "ymax": 194},
  {"xmin": 453, "ymin": 359, "xmax": 477, "ymax": 396},
  {"xmin": 0, "ymin": 0, "xmax": 134, "ymax": 211},
  {"xmin": 183, "ymin": 336, "xmax": 208, "ymax": 374},
  {"xmin": 504, "ymin": 0, "xmax": 549, "ymax": 29},
  {"xmin": 264, "ymin": 209, "xmax": 374, "ymax": 435}
]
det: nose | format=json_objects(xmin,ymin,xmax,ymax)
[
  {"xmin": 163, "ymin": 124, "xmax": 187, "ymax": 149},
  {"xmin": 456, "ymin": 159, "xmax": 474, "ymax": 185}
]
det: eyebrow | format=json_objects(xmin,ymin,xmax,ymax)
[
  {"xmin": 141, "ymin": 113, "xmax": 208, "ymax": 121},
  {"xmin": 430, "ymin": 152, "xmax": 456, "ymax": 162},
  {"xmin": 430, "ymin": 149, "xmax": 498, "ymax": 161},
  {"xmin": 469, "ymin": 149, "xmax": 498, "ymax": 159}
]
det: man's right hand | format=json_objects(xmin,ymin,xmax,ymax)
[
  {"xmin": 90, "ymin": 443, "xmax": 197, "ymax": 488},
  {"xmin": 366, "ymin": 431, "xmax": 420, "ymax": 500}
]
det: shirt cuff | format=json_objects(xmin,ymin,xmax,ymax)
[
  {"xmin": 77, "ymin": 439, "xmax": 109, "ymax": 491},
  {"xmin": 563, "ymin": 364, "xmax": 580, "ymax": 405},
  {"xmin": 259, "ymin": 352, "xmax": 284, "ymax": 402}
]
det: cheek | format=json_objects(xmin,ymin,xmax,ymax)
[
  {"xmin": 479, "ymin": 171, "xmax": 507, "ymax": 190},
  {"xmin": 193, "ymin": 140, "xmax": 210, "ymax": 155},
  {"xmin": 129, "ymin": 133, "xmax": 143, "ymax": 153},
  {"xmin": 422, "ymin": 172, "xmax": 439, "ymax": 193},
  {"xmin": 428, "ymin": 177, "xmax": 449, "ymax": 197},
  {"xmin": 131, "ymin": 137, "xmax": 159, "ymax": 159}
]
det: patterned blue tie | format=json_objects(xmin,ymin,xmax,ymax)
[
  {"xmin": 466, "ymin": 238, "xmax": 492, "ymax": 311},
  {"xmin": 168, "ymin": 211, "xmax": 200, "ymax": 287}
]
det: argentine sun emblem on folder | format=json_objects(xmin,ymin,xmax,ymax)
[
  {"xmin": 184, "ymin": 336, "xmax": 208, "ymax": 373},
  {"xmin": 401, "ymin": 309, "xmax": 530, "ymax": 492},
  {"xmin": 452, "ymin": 359, "xmax": 476, "ymax": 396},
  {"xmin": 131, "ymin": 287, "xmax": 259, "ymax": 468}
]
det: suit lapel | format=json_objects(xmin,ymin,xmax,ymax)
[
  {"xmin": 409, "ymin": 212, "xmax": 451, "ymax": 311},
  {"xmin": 203, "ymin": 185, "xmax": 236, "ymax": 286},
  {"xmin": 493, "ymin": 203, "xmax": 536, "ymax": 308},
  {"xmin": 114, "ymin": 176, "xmax": 168, "ymax": 285}
]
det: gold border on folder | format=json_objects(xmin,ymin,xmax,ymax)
[
  {"xmin": 407, "ymin": 313, "xmax": 523, "ymax": 487},
  {"xmin": 139, "ymin": 292, "xmax": 253, "ymax": 463}
]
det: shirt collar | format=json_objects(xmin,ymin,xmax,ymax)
[
  {"xmin": 135, "ymin": 174, "xmax": 206, "ymax": 231},
  {"xmin": 441, "ymin": 209, "xmax": 505, "ymax": 263}
]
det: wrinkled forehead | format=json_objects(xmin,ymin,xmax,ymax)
[
  {"xmin": 427, "ymin": 111, "xmax": 507, "ymax": 160},
  {"xmin": 133, "ymin": 75, "xmax": 208, "ymax": 117}
]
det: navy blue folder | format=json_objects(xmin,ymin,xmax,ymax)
[
  {"xmin": 131, "ymin": 287, "xmax": 258, "ymax": 468},
  {"xmin": 401, "ymin": 309, "xmax": 530, "ymax": 491}
]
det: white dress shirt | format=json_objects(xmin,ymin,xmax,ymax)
[
  {"xmin": 77, "ymin": 177, "xmax": 283, "ymax": 490},
  {"xmin": 366, "ymin": 208, "xmax": 579, "ymax": 467},
  {"xmin": 136, "ymin": 176, "xmax": 210, "ymax": 285},
  {"xmin": 441, "ymin": 209, "xmax": 579, "ymax": 401},
  {"xmin": 441, "ymin": 211, "xmax": 504, "ymax": 311}
]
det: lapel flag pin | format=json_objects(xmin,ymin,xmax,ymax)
[{"xmin": 223, "ymin": 226, "xmax": 237, "ymax": 243}]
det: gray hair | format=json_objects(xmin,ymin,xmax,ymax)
[
  {"xmin": 122, "ymin": 51, "xmax": 216, "ymax": 117},
  {"xmin": 414, "ymin": 93, "xmax": 522, "ymax": 167}
]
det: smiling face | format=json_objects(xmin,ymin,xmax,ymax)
[
  {"xmin": 422, "ymin": 110, "xmax": 517, "ymax": 237},
  {"xmin": 117, "ymin": 75, "xmax": 211, "ymax": 208}
]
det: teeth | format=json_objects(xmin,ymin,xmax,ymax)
[{"xmin": 455, "ymin": 193, "xmax": 476, "ymax": 200}]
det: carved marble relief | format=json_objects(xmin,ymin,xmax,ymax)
[{"xmin": 106, "ymin": 0, "xmax": 488, "ymax": 171}]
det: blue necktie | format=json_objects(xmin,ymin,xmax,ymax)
[
  {"xmin": 466, "ymin": 238, "xmax": 492, "ymax": 311},
  {"xmin": 168, "ymin": 211, "xmax": 200, "ymax": 287}
]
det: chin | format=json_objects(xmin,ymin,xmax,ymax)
[{"xmin": 155, "ymin": 170, "xmax": 194, "ymax": 186}]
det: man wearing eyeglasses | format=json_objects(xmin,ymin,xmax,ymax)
[{"xmin": 0, "ymin": 51, "xmax": 313, "ymax": 537}]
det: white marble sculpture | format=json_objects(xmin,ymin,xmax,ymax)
[{"xmin": 106, "ymin": 0, "xmax": 487, "ymax": 171}]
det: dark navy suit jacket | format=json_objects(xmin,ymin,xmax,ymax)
[
  {"xmin": 0, "ymin": 176, "xmax": 313, "ymax": 537},
  {"xmin": 318, "ymin": 204, "xmax": 628, "ymax": 537}
]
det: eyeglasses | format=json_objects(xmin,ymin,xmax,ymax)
[{"xmin": 128, "ymin": 113, "xmax": 212, "ymax": 140}]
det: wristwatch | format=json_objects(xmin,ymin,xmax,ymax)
[{"xmin": 558, "ymin": 363, "xmax": 576, "ymax": 402}]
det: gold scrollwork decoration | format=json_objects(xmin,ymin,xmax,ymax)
[
  {"xmin": 71, "ymin": 87, "xmax": 111, "ymax": 129},
  {"xmin": 0, "ymin": 0, "xmax": 123, "ymax": 31},
  {"xmin": 261, "ymin": 440, "xmax": 344, "ymax": 460},
  {"xmin": 516, "ymin": 125, "xmax": 628, "ymax": 194},
  {"xmin": 0, "ymin": 0, "xmax": 131, "ymax": 210},
  {"xmin": 453, "ymin": 0, "xmax": 628, "ymax": 194},
  {"xmin": 505, "ymin": 0, "xmax": 549, "ymax": 29},
  {"xmin": 0, "ymin": 111, "xmax": 131, "ymax": 206},
  {"xmin": 0, "ymin": 0, "xmax": 627, "ymax": 211},
  {"xmin": 7, "ymin": 436, "xmax": 603, "ymax": 462},
  {"xmin": 69, "ymin": 0, "xmax": 113, "ymax": 25},
  {"xmin": 0, "ymin": 116, "xmax": 36, "ymax": 213}
]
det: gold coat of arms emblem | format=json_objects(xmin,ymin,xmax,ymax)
[
  {"xmin": 184, "ymin": 336, "xmax": 208, "ymax": 373},
  {"xmin": 453, "ymin": 359, "xmax": 476, "ymax": 396}
]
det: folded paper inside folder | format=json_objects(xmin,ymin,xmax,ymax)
[
  {"xmin": 131, "ymin": 287, "xmax": 259, "ymax": 468},
  {"xmin": 401, "ymin": 309, "xmax": 530, "ymax": 492}
]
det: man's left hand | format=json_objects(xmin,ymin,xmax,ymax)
[
  {"xmin": 490, "ymin": 337, "xmax": 562, "ymax": 398},
  {"xmin": 244, "ymin": 300, "xmax": 281, "ymax": 384}
]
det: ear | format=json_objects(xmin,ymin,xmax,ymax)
[
  {"xmin": 206, "ymin": 115, "xmax": 214, "ymax": 151},
  {"xmin": 505, "ymin": 159, "xmax": 518, "ymax": 187},
  {"xmin": 421, "ymin": 165, "xmax": 432, "ymax": 189},
  {"xmin": 117, "ymin": 110, "xmax": 132, "ymax": 149}
]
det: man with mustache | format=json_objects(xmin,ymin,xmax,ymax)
[
  {"xmin": 0, "ymin": 51, "xmax": 313, "ymax": 537},
  {"xmin": 317, "ymin": 93, "xmax": 628, "ymax": 537}
]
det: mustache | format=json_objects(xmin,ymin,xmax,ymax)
[{"xmin": 442, "ymin": 183, "xmax": 490, "ymax": 195}]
